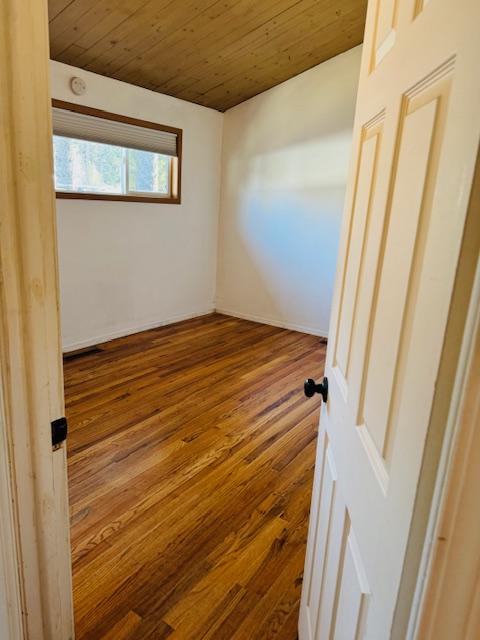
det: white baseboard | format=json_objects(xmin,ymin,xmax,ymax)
[
  {"xmin": 215, "ymin": 307, "xmax": 329, "ymax": 338},
  {"xmin": 62, "ymin": 307, "xmax": 215, "ymax": 353},
  {"xmin": 63, "ymin": 306, "xmax": 328, "ymax": 353}
]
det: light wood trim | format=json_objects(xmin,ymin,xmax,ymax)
[
  {"xmin": 415, "ymin": 273, "xmax": 480, "ymax": 639},
  {"xmin": 52, "ymin": 99, "xmax": 183, "ymax": 205},
  {"xmin": 0, "ymin": 387, "xmax": 23, "ymax": 638},
  {"xmin": 412, "ymin": 154, "xmax": 480, "ymax": 637},
  {"xmin": 0, "ymin": 0, "xmax": 74, "ymax": 637}
]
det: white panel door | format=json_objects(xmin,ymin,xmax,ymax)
[{"xmin": 299, "ymin": 0, "xmax": 480, "ymax": 638}]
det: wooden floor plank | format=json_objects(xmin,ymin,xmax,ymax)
[{"xmin": 65, "ymin": 313, "xmax": 325, "ymax": 639}]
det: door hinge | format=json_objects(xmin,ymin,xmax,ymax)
[{"xmin": 51, "ymin": 417, "xmax": 68, "ymax": 449}]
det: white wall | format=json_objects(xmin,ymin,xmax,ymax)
[
  {"xmin": 53, "ymin": 47, "xmax": 361, "ymax": 350},
  {"xmin": 216, "ymin": 46, "xmax": 362, "ymax": 336},
  {"xmin": 51, "ymin": 61, "xmax": 223, "ymax": 351}
]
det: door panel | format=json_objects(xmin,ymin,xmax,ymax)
[
  {"xmin": 333, "ymin": 531, "xmax": 370, "ymax": 640},
  {"xmin": 335, "ymin": 117, "xmax": 384, "ymax": 386},
  {"xmin": 371, "ymin": 0, "xmax": 399, "ymax": 69},
  {"xmin": 302, "ymin": 433, "xmax": 337, "ymax": 637},
  {"xmin": 361, "ymin": 71, "xmax": 452, "ymax": 463},
  {"xmin": 315, "ymin": 495, "xmax": 349, "ymax": 640},
  {"xmin": 300, "ymin": 0, "xmax": 480, "ymax": 638},
  {"xmin": 413, "ymin": 0, "xmax": 431, "ymax": 20},
  {"xmin": 302, "ymin": 432, "xmax": 371, "ymax": 639}
]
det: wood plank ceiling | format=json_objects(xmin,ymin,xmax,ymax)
[{"xmin": 48, "ymin": 0, "xmax": 367, "ymax": 112}]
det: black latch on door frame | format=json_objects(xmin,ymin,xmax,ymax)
[{"xmin": 51, "ymin": 417, "xmax": 68, "ymax": 448}]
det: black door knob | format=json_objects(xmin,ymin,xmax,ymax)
[{"xmin": 304, "ymin": 376, "xmax": 328, "ymax": 403}]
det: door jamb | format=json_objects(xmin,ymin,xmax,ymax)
[
  {"xmin": 407, "ymin": 217, "xmax": 480, "ymax": 636},
  {"xmin": 0, "ymin": 0, "xmax": 74, "ymax": 637},
  {"xmin": 0, "ymin": 384, "xmax": 23, "ymax": 639}
]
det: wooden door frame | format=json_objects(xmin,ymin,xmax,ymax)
[
  {"xmin": 0, "ymin": 0, "xmax": 74, "ymax": 638},
  {"xmin": 408, "ymin": 239, "xmax": 480, "ymax": 637},
  {"xmin": 0, "ymin": 384, "xmax": 23, "ymax": 638}
]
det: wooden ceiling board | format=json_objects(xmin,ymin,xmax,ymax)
[
  {"xmin": 201, "ymin": 8, "xmax": 364, "ymax": 109},
  {"xmin": 50, "ymin": 2, "xmax": 145, "ymax": 58},
  {"xmin": 49, "ymin": 0, "xmax": 164, "ymax": 59},
  {"xmin": 156, "ymin": 2, "xmax": 363, "ymax": 108},
  {"xmin": 48, "ymin": 0, "xmax": 367, "ymax": 111},
  {"xmin": 116, "ymin": 0, "xmax": 300, "ymax": 87},
  {"xmin": 48, "ymin": 0, "xmax": 74, "ymax": 21},
  {"xmin": 119, "ymin": 0, "xmax": 325, "ymax": 90},
  {"xmin": 53, "ymin": 4, "xmax": 171, "ymax": 72},
  {"xmin": 56, "ymin": 0, "xmax": 219, "ymax": 75}
]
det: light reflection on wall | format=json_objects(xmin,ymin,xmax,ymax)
[{"xmin": 217, "ymin": 46, "xmax": 362, "ymax": 336}]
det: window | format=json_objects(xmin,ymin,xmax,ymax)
[
  {"xmin": 53, "ymin": 137, "xmax": 172, "ymax": 197},
  {"xmin": 52, "ymin": 100, "xmax": 182, "ymax": 203}
]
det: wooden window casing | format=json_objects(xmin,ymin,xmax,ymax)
[{"xmin": 52, "ymin": 99, "xmax": 183, "ymax": 204}]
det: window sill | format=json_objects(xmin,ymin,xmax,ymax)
[{"xmin": 55, "ymin": 191, "xmax": 181, "ymax": 204}]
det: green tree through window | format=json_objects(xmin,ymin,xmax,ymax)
[
  {"xmin": 53, "ymin": 136, "xmax": 171, "ymax": 197},
  {"xmin": 128, "ymin": 148, "xmax": 169, "ymax": 194}
]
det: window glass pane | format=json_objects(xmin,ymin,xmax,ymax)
[
  {"xmin": 127, "ymin": 148, "xmax": 170, "ymax": 194},
  {"xmin": 53, "ymin": 135, "xmax": 75, "ymax": 191},
  {"xmin": 53, "ymin": 136, "xmax": 174, "ymax": 197},
  {"xmin": 53, "ymin": 135, "xmax": 124, "ymax": 194}
]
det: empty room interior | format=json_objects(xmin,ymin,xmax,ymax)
[
  {"xmin": 52, "ymin": 2, "xmax": 365, "ymax": 638},
  {"xmin": 1, "ymin": 1, "xmax": 480, "ymax": 639}
]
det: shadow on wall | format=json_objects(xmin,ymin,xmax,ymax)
[{"xmin": 216, "ymin": 45, "xmax": 363, "ymax": 337}]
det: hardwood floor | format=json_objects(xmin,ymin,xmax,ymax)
[{"xmin": 64, "ymin": 313, "xmax": 325, "ymax": 639}]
